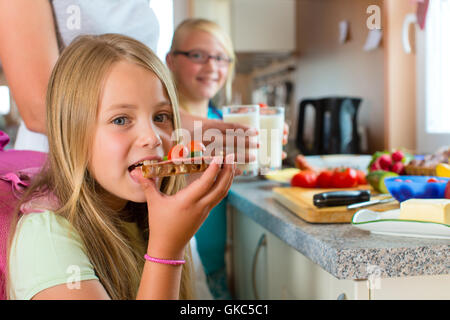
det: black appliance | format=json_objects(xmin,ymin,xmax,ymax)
[{"xmin": 296, "ymin": 96, "xmax": 362, "ymax": 155}]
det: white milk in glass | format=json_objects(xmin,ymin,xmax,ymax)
[
  {"xmin": 222, "ymin": 105, "xmax": 260, "ymax": 175},
  {"xmin": 259, "ymin": 107, "xmax": 284, "ymax": 174}
]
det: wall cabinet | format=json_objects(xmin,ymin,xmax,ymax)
[{"xmin": 191, "ymin": 0, "xmax": 296, "ymax": 52}]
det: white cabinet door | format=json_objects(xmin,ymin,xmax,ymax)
[
  {"xmin": 230, "ymin": 0, "xmax": 296, "ymax": 52},
  {"xmin": 230, "ymin": 208, "xmax": 361, "ymax": 300},
  {"xmin": 230, "ymin": 207, "xmax": 450, "ymax": 300},
  {"xmin": 191, "ymin": 0, "xmax": 296, "ymax": 52},
  {"xmin": 370, "ymin": 275, "xmax": 450, "ymax": 300},
  {"xmin": 265, "ymin": 230, "xmax": 364, "ymax": 300},
  {"xmin": 191, "ymin": 0, "xmax": 232, "ymax": 38},
  {"xmin": 230, "ymin": 207, "xmax": 269, "ymax": 299},
  {"xmin": 230, "ymin": 208, "xmax": 450, "ymax": 300}
]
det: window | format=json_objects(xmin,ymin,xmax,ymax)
[
  {"xmin": 425, "ymin": 0, "xmax": 450, "ymax": 133},
  {"xmin": 149, "ymin": 0, "xmax": 174, "ymax": 62},
  {"xmin": 417, "ymin": 0, "xmax": 450, "ymax": 152}
]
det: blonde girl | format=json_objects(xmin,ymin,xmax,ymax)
[
  {"xmin": 166, "ymin": 18, "xmax": 288, "ymax": 300},
  {"xmin": 166, "ymin": 18, "xmax": 235, "ymax": 118},
  {"xmin": 6, "ymin": 33, "xmax": 235, "ymax": 300},
  {"xmin": 166, "ymin": 18, "xmax": 237, "ymax": 300}
]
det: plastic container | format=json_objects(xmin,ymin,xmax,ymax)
[{"xmin": 384, "ymin": 176, "xmax": 450, "ymax": 202}]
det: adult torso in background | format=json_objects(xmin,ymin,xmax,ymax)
[{"xmin": 14, "ymin": 0, "xmax": 159, "ymax": 152}]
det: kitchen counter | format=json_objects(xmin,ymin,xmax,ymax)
[{"xmin": 228, "ymin": 177, "xmax": 450, "ymax": 280}]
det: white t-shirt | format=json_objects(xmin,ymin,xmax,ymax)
[{"xmin": 15, "ymin": 0, "xmax": 160, "ymax": 151}]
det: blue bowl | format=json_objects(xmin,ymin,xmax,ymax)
[{"xmin": 384, "ymin": 176, "xmax": 450, "ymax": 202}]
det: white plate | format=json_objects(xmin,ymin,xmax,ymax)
[
  {"xmin": 351, "ymin": 209, "xmax": 450, "ymax": 239},
  {"xmin": 305, "ymin": 155, "xmax": 372, "ymax": 171}
]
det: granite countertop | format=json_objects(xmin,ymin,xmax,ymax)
[{"xmin": 228, "ymin": 177, "xmax": 450, "ymax": 280}]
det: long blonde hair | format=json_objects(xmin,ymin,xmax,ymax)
[
  {"xmin": 170, "ymin": 18, "xmax": 236, "ymax": 107},
  {"xmin": 7, "ymin": 34, "xmax": 194, "ymax": 300}
]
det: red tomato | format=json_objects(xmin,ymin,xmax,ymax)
[
  {"xmin": 259, "ymin": 103, "xmax": 268, "ymax": 108},
  {"xmin": 189, "ymin": 141, "xmax": 206, "ymax": 153},
  {"xmin": 427, "ymin": 178, "xmax": 439, "ymax": 183},
  {"xmin": 332, "ymin": 168, "xmax": 358, "ymax": 188},
  {"xmin": 168, "ymin": 144, "xmax": 189, "ymax": 160},
  {"xmin": 356, "ymin": 170, "xmax": 367, "ymax": 185},
  {"xmin": 291, "ymin": 170, "xmax": 318, "ymax": 188},
  {"xmin": 317, "ymin": 170, "xmax": 334, "ymax": 188}
]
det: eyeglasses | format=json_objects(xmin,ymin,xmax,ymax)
[{"xmin": 172, "ymin": 50, "xmax": 232, "ymax": 66}]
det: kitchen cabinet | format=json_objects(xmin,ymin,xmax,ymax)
[
  {"xmin": 230, "ymin": 208, "xmax": 363, "ymax": 300},
  {"xmin": 191, "ymin": 0, "xmax": 296, "ymax": 52},
  {"xmin": 266, "ymin": 231, "xmax": 364, "ymax": 300},
  {"xmin": 230, "ymin": 205, "xmax": 450, "ymax": 300},
  {"xmin": 230, "ymin": 205, "xmax": 269, "ymax": 299}
]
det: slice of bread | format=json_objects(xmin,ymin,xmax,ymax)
[{"xmin": 141, "ymin": 156, "xmax": 216, "ymax": 178}]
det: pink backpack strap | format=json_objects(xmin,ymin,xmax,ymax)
[
  {"xmin": 0, "ymin": 131, "xmax": 47, "ymax": 300},
  {"xmin": 0, "ymin": 131, "xmax": 10, "ymax": 151}
]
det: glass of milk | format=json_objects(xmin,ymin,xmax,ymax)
[
  {"xmin": 259, "ymin": 107, "xmax": 285, "ymax": 174},
  {"xmin": 222, "ymin": 105, "xmax": 260, "ymax": 176}
]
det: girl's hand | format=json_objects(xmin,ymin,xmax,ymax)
[
  {"xmin": 283, "ymin": 122, "xmax": 289, "ymax": 145},
  {"xmin": 179, "ymin": 109, "xmax": 258, "ymax": 163},
  {"xmin": 131, "ymin": 154, "xmax": 236, "ymax": 259}
]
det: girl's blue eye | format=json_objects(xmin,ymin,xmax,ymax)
[{"xmin": 112, "ymin": 117, "xmax": 128, "ymax": 126}]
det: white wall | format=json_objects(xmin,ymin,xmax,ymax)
[
  {"xmin": 294, "ymin": 0, "xmax": 385, "ymax": 153},
  {"xmin": 173, "ymin": 0, "xmax": 190, "ymax": 29}
]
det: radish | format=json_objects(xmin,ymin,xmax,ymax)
[
  {"xmin": 391, "ymin": 150, "xmax": 404, "ymax": 162},
  {"xmin": 378, "ymin": 154, "xmax": 392, "ymax": 170},
  {"xmin": 391, "ymin": 161, "xmax": 405, "ymax": 175}
]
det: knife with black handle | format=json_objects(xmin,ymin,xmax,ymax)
[{"xmin": 313, "ymin": 190, "xmax": 371, "ymax": 208}]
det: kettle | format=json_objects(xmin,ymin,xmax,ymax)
[{"xmin": 296, "ymin": 96, "xmax": 362, "ymax": 155}]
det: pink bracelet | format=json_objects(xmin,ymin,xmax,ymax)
[{"xmin": 144, "ymin": 254, "xmax": 185, "ymax": 266}]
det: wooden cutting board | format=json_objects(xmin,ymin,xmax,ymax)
[{"xmin": 272, "ymin": 186, "xmax": 399, "ymax": 224}]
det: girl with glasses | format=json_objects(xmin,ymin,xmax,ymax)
[{"xmin": 166, "ymin": 19, "xmax": 237, "ymax": 300}]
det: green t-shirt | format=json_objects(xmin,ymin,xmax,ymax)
[{"xmin": 8, "ymin": 211, "xmax": 99, "ymax": 300}]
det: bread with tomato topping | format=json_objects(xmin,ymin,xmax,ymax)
[{"xmin": 140, "ymin": 156, "xmax": 215, "ymax": 178}]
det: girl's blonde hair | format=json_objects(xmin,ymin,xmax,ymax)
[
  {"xmin": 7, "ymin": 34, "xmax": 194, "ymax": 300},
  {"xmin": 170, "ymin": 18, "xmax": 236, "ymax": 107}
]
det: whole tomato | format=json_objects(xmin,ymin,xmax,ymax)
[
  {"xmin": 332, "ymin": 168, "xmax": 358, "ymax": 188},
  {"xmin": 291, "ymin": 170, "xmax": 318, "ymax": 188},
  {"xmin": 356, "ymin": 170, "xmax": 367, "ymax": 185},
  {"xmin": 317, "ymin": 170, "xmax": 334, "ymax": 188}
]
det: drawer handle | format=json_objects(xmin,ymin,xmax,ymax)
[
  {"xmin": 252, "ymin": 233, "xmax": 267, "ymax": 300},
  {"xmin": 337, "ymin": 293, "xmax": 347, "ymax": 300}
]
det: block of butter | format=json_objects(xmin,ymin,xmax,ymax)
[{"xmin": 400, "ymin": 199, "xmax": 450, "ymax": 224}]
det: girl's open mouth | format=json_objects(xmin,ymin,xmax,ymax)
[{"xmin": 128, "ymin": 159, "xmax": 158, "ymax": 172}]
